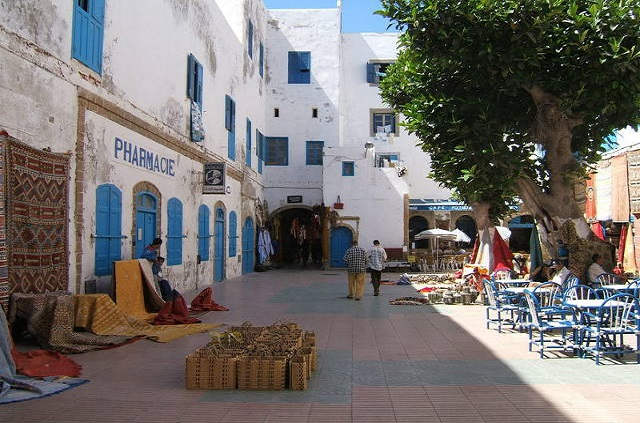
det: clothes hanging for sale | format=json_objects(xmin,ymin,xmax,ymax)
[{"xmin": 595, "ymin": 162, "xmax": 612, "ymax": 221}]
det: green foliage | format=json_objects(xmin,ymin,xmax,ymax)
[{"xmin": 377, "ymin": 0, "xmax": 640, "ymax": 218}]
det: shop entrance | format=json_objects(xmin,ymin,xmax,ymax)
[
  {"xmin": 242, "ymin": 217, "xmax": 255, "ymax": 274},
  {"xmin": 508, "ymin": 215, "xmax": 534, "ymax": 253},
  {"xmin": 135, "ymin": 192, "xmax": 157, "ymax": 258},
  {"xmin": 271, "ymin": 207, "xmax": 321, "ymax": 267}
]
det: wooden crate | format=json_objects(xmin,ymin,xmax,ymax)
[
  {"xmin": 289, "ymin": 355, "xmax": 308, "ymax": 391},
  {"xmin": 237, "ymin": 356, "xmax": 287, "ymax": 390},
  {"xmin": 185, "ymin": 348, "xmax": 238, "ymax": 390}
]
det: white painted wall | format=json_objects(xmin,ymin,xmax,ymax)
[
  {"xmin": 263, "ymin": 8, "xmax": 341, "ymax": 210},
  {"xmin": 340, "ymin": 33, "xmax": 450, "ymax": 200}
]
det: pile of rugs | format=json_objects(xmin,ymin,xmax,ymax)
[{"xmin": 186, "ymin": 321, "xmax": 317, "ymax": 391}]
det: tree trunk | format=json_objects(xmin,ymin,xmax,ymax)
[{"xmin": 518, "ymin": 85, "xmax": 614, "ymax": 277}]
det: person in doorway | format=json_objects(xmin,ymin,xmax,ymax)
[
  {"xmin": 587, "ymin": 253, "xmax": 607, "ymax": 285},
  {"xmin": 368, "ymin": 240, "xmax": 387, "ymax": 296},
  {"xmin": 152, "ymin": 256, "xmax": 173, "ymax": 301},
  {"xmin": 343, "ymin": 240, "xmax": 368, "ymax": 301},
  {"xmin": 141, "ymin": 238, "xmax": 162, "ymax": 261}
]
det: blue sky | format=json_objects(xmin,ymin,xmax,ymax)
[{"xmin": 263, "ymin": 0, "xmax": 396, "ymax": 33}]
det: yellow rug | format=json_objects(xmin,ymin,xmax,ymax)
[
  {"xmin": 73, "ymin": 294, "xmax": 218, "ymax": 343},
  {"xmin": 114, "ymin": 260, "xmax": 156, "ymax": 320}
]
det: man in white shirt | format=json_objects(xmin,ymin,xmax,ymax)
[
  {"xmin": 587, "ymin": 253, "xmax": 607, "ymax": 285},
  {"xmin": 368, "ymin": 240, "xmax": 387, "ymax": 296}
]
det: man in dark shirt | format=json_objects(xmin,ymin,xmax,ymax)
[{"xmin": 343, "ymin": 240, "xmax": 368, "ymax": 301}]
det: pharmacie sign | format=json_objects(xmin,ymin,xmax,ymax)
[{"xmin": 114, "ymin": 137, "xmax": 176, "ymax": 177}]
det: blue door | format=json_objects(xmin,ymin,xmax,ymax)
[
  {"xmin": 242, "ymin": 217, "xmax": 255, "ymax": 274},
  {"xmin": 135, "ymin": 192, "xmax": 157, "ymax": 258},
  {"xmin": 330, "ymin": 227, "xmax": 352, "ymax": 267},
  {"xmin": 214, "ymin": 207, "xmax": 225, "ymax": 281},
  {"xmin": 95, "ymin": 184, "xmax": 122, "ymax": 276}
]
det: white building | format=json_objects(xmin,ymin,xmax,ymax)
[{"xmin": 0, "ymin": 0, "xmax": 450, "ymax": 304}]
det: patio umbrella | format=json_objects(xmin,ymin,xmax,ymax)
[
  {"xmin": 529, "ymin": 225, "xmax": 543, "ymax": 273},
  {"xmin": 492, "ymin": 230, "xmax": 513, "ymax": 271},
  {"xmin": 495, "ymin": 226, "xmax": 512, "ymax": 240},
  {"xmin": 452, "ymin": 228, "xmax": 471, "ymax": 243},
  {"xmin": 414, "ymin": 229, "xmax": 456, "ymax": 270}
]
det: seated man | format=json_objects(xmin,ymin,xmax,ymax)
[
  {"xmin": 152, "ymin": 256, "xmax": 173, "ymax": 301},
  {"xmin": 587, "ymin": 253, "xmax": 606, "ymax": 285},
  {"xmin": 141, "ymin": 238, "xmax": 162, "ymax": 261}
]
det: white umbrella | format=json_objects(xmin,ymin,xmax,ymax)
[
  {"xmin": 414, "ymin": 228, "xmax": 456, "ymax": 271},
  {"xmin": 452, "ymin": 228, "xmax": 471, "ymax": 243},
  {"xmin": 414, "ymin": 228, "xmax": 457, "ymax": 240}
]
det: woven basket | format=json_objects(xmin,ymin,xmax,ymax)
[
  {"xmin": 237, "ymin": 356, "xmax": 287, "ymax": 390},
  {"xmin": 297, "ymin": 347, "xmax": 313, "ymax": 379},
  {"xmin": 185, "ymin": 347, "xmax": 238, "ymax": 390},
  {"xmin": 289, "ymin": 355, "xmax": 308, "ymax": 391},
  {"xmin": 303, "ymin": 331, "xmax": 316, "ymax": 347}
]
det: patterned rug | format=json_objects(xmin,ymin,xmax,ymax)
[
  {"xmin": 1, "ymin": 137, "xmax": 69, "ymax": 310},
  {"xmin": 74, "ymin": 294, "xmax": 218, "ymax": 343}
]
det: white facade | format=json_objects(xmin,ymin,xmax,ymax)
[{"xmin": 0, "ymin": 0, "xmax": 447, "ymax": 293}]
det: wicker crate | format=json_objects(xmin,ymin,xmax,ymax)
[
  {"xmin": 237, "ymin": 356, "xmax": 287, "ymax": 390},
  {"xmin": 185, "ymin": 348, "xmax": 238, "ymax": 390},
  {"xmin": 289, "ymin": 355, "xmax": 308, "ymax": 391},
  {"xmin": 297, "ymin": 347, "xmax": 313, "ymax": 379},
  {"xmin": 303, "ymin": 331, "xmax": 316, "ymax": 347}
]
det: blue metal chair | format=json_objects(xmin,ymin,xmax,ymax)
[
  {"xmin": 626, "ymin": 280, "xmax": 640, "ymax": 297},
  {"xmin": 595, "ymin": 273, "xmax": 618, "ymax": 287},
  {"xmin": 483, "ymin": 279, "xmax": 519, "ymax": 333},
  {"xmin": 581, "ymin": 293, "xmax": 640, "ymax": 365},
  {"xmin": 563, "ymin": 284, "xmax": 599, "ymax": 302},
  {"xmin": 524, "ymin": 290, "xmax": 578, "ymax": 358},
  {"xmin": 561, "ymin": 274, "xmax": 580, "ymax": 292},
  {"xmin": 533, "ymin": 282, "xmax": 565, "ymax": 317}
]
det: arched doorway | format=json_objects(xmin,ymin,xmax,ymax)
[
  {"xmin": 271, "ymin": 207, "xmax": 318, "ymax": 267},
  {"xmin": 455, "ymin": 215, "xmax": 477, "ymax": 248},
  {"xmin": 214, "ymin": 207, "xmax": 226, "ymax": 281},
  {"xmin": 242, "ymin": 217, "xmax": 255, "ymax": 274},
  {"xmin": 409, "ymin": 216, "xmax": 429, "ymax": 249},
  {"xmin": 330, "ymin": 226, "xmax": 353, "ymax": 267},
  {"xmin": 135, "ymin": 192, "xmax": 157, "ymax": 258},
  {"xmin": 508, "ymin": 215, "xmax": 535, "ymax": 253}
]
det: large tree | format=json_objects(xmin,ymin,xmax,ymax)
[{"xmin": 379, "ymin": 0, "xmax": 640, "ymax": 246}]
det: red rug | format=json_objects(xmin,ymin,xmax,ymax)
[
  {"xmin": 190, "ymin": 287, "xmax": 229, "ymax": 311},
  {"xmin": 153, "ymin": 291, "xmax": 201, "ymax": 325},
  {"xmin": 12, "ymin": 349, "xmax": 82, "ymax": 378}
]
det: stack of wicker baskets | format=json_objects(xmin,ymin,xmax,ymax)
[{"xmin": 185, "ymin": 321, "xmax": 317, "ymax": 390}]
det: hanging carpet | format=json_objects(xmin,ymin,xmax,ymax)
[{"xmin": 0, "ymin": 136, "xmax": 70, "ymax": 312}]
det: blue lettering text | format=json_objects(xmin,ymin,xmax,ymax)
[{"xmin": 114, "ymin": 138, "xmax": 123, "ymax": 159}]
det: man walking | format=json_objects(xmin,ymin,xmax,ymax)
[
  {"xmin": 368, "ymin": 240, "xmax": 387, "ymax": 296},
  {"xmin": 343, "ymin": 240, "xmax": 368, "ymax": 301}
]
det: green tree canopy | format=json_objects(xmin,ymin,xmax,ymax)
[{"xmin": 379, "ymin": 0, "xmax": 640, "ymax": 231}]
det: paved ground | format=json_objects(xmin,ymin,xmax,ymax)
[{"xmin": 3, "ymin": 269, "xmax": 640, "ymax": 422}]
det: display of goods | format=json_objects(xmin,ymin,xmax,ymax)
[
  {"xmin": 289, "ymin": 355, "xmax": 308, "ymax": 391},
  {"xmin": 237, "ymin": 356, "xmax": 287, "ymax": 390},
  {"xmin": 186, "ymin": 321, "xmax": 316, "ymax": 391},
  {"xmin": 185, "ymin": 347, "xmax": 238, "ymax": 390}
]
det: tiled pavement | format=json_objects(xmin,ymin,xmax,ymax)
[{"xmin": 3, "ymin": 269, "xmax": 640, "ymax": 422}]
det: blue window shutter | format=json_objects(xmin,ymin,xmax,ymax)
[
  {"xmin": 299, "ymin": 52, "xmax": 310, "ymax": 71},
  {"xmin": 266, "ymin": 137, "xmax": 288, "ymax": 166},
  {"xmin": 246, "ymin": 119, "xmax": 252, "ymax": 167},
  {"xmin": 72, "ymin": 0, "xmax": 105, "ymax": 73},
  {"xmin": 187, "ymin": 54, "xmax": 195, "ymax": 99},
  {"xmin": 195, "ymin": 61, "xmax": 204, "ymax": 108},
  {"xmin": 367, "ymin": 63, "xmax": 376, "ymax": 83},
  {"xmin": 248, "ymin": 21, "xmax": 254, "ymax": 58},
  {"xmin": 306, "ymin": 141, "xmax": 324, "ymax": 165},
  {"xmin": 288, "ymin": 52, "xmax": 298, "ymax": 84},
  {"xmin": 229, "ymin": 211, "xmax": 237, "ymax": 257},
  {"xmin": 95, "ymin": 184, "xmax": 121, "ymax": 276},
  {"xmin": 342, "ymin": 161, "xmax": 355, "ymax": 176},
  {"xmin": 259, "ymin": 43, "xmax": 264, "ymax": 77},
  {"xmin": 167, "ymin": 198, "xmax": 183, "ymax": 266},
  {"xmin": 227, "ymin": 97, "xmax": 236, "ymax": 160},
  {"xmin": 198, "ymin": 205, "xmax": 210, "ymax": 261},
  {"xmin": 224, "ymin": 95, "xmax": 231, "ymax": 130}
]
